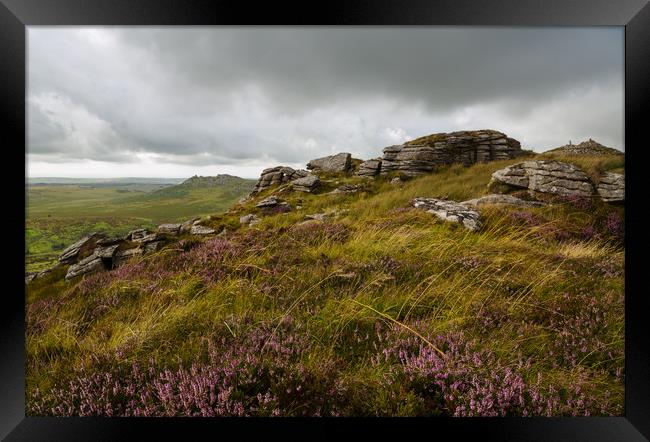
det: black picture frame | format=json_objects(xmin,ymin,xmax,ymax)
[{"xmin": 2, "ymin": 1, "xmax": 649, "ymax": 440}]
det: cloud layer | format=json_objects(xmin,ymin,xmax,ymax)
[{"xmin": 27, "ymin": 27, "xmax": 624, "ymax": 178}]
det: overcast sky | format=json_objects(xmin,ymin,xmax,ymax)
[{"xmin": 27, "ymin": 27, "xmax": 624, "ymax": 179}]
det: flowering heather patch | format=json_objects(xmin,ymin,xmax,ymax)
[
  {"xmin": 545, "ymin": 291, "xmax": 623, "ymax": 373},
  {"xmin": 377, "ymin": 327, "xmax": 621, "ymax": 416},
  {"xmin": 28, "ymin": 318, "xmax": 345, "ymax": 417},
  {"xmin": 560, "ymin": 194, "xmax": 594, "ymax": 211},
  {"xmin": 604, "ymin": 211, "xmax": 624, "ymax": 243}
]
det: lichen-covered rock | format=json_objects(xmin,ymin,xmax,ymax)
[
  {"xmin": 93, "ymin": 243, "xmax": 121, "ymax": 259},
  {"xmin": 190, "ymin": 225, "xmax": 216, "ymax": 235},
  {"xmin": 158, "ymin": 223, "xmax": 182, "ymax": 235},
  {"xmin": 96, "ymin": 237, "xmax": 124, "ymax": 247},
  {"xmin": 256, "ymin": 196, "xmax": 282, "ymax": 208},
  {"xmin": 489, "ymin": 160, "xmax": 594, "ymax": 197},
  {"xmin": 306, "ymin": 153, "xmax": 352, "ymax": 173},
  {"xmin": 58, "ymin": 232, "xmax": 106, "ymax": 264},
  {"xmin": 251, "ymin": 166, "xmax": 309, "ymax": 194},
  {"xmin": 65, "ymin": 254, "xmax": 106, "ymax": 280},
  {"xmin": 292, "ymin": 174, "xmax": 320, "ymax": 193},
  {"xmin": 330, "ymin": 184, "xmax": 361, "ymax": 194},
  {"xmin": 381, "ymin": 130, "xmax": 522, "ymax": 176},
  {"xmin": 597, "ymin": 172, "xmax": 624, "ymax": 203},
  {"xmin": 356, "ymin": 158, "xmax": 382, "ymax": 177},
  {"xmin": 461, "ymin": 194, "xmax": 546, "ymax": 208},
  {"xmin": 180, "ymin": 218, "xmax": 201, "ymax": 234},
  {"xmin": 412, "ymin": 197, "xmax": 481, "ymax": 231},
  {"xmin": 126, "ymin": 228, "xmax": 149, "ymax": 241}
]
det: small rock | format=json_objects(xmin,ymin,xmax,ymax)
[
  {"xmin": 240, "ymin": 214, "xmax": 261, "ymax": 226},
  {"xmin": 191, "ymin": 225, "xmax": 216, "ymax": 235},
  {"xmin": 330, "ymin": 184, "xmax": 362, "ymax": 194},
  {"xmin": 305, "ymin": 213, "xmax": 328, "ymax": 221},
  {"xmin": 292, "ymin": 174, "xmax": 320, "ymax": 193},
  {"xmin": 256, "ymin": 196, "xmax": 281, "ymax": 208},
  {"xmin": 412, "ymin": 197, "xmax": 481, "ymax": 231},
  {"xmin": 461, "ymin": 194, "xmax": 546, "ymax": 208},
  {"xmin": 390, "ymin": 177, "xmax": 402, "ymax": 185}
]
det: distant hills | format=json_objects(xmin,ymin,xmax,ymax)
[
  {"xmin": 150, "ymin": 174, "xmax": 256, "ymax": 197},
  {"xmin": 27, "ymin": 177, "xmax": 186, "ymax": 186},
  {"xmin": 177, "ymin": 174, "xmax": 256, "ymax": 189}
]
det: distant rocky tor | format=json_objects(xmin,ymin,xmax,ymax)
[
  {"xmin": 251, "ymin": 129, "xmax": 524, "ymax": 194},
  {"xmin": 544, "ymin": 138, "xmax": 623, "ymax": 157}
]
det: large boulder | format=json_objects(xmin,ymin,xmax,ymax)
[
  {"xmin": 58, "ymin": 232, "xmax": 106, "ymax": 264},
  {"xmin": 291, "ymin": 174, "xmax": 320, "ymax": 193},
  {"xmin": 489, "ymin": 160, "xmax": 594, "ymax": 197},
  {"xmin": 356, "ymin": 158, "xmax": 382, "ymax": 177},
  {"xmin": 251, "ymin": 166, "xmax": 309, "ymax": 195},
  {"xmin": 381, "ymin": 130, "xmax": 523, "ymax": 176},
  {"xmin": 596, "ymin": 172, "xmax": 624, "ymax": 203},
  {"xmin": 306, "ymin": 153, "xmax": 352, "ymax": 173},
  {"xmin": 412, "ymin": 197, "xmax": 481, "ymax": 231}
]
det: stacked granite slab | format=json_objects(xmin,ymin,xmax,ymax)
[
  {"xmin": 380, "ymin": 130, "xmax": 523, "ymax": 176},
  {"xmin": 250, "ymin": 166, "xmax": 310, "ymax": 195},
  {"xmin": 356, "ymin": 158, "xmax": 382, "ymax": 177}
]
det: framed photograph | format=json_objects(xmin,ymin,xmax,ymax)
[{"xmin": 2, "ymin": 0, "xmax": 649, "ymax": 439}]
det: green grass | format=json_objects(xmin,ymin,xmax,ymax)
[
  {"xmin": 25, "ymin": 158, "xmax": 625, "ymax": 416},
  {"xmin": 26, "ymin": 178, "xmax": 255, "ymax": 271}
]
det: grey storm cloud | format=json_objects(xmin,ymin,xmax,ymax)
[{"xmin": 27, "ymin": 26, "xmax": 624, "ymax": 174}]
